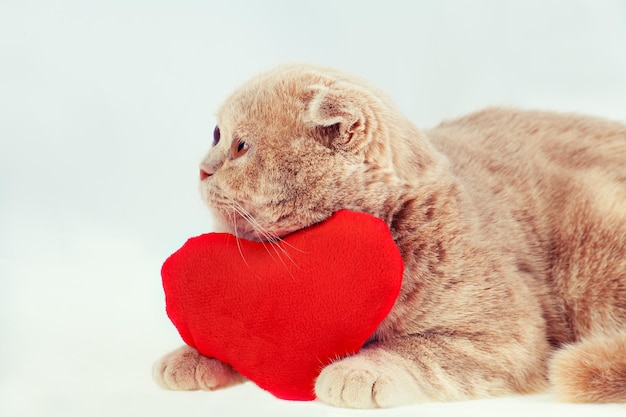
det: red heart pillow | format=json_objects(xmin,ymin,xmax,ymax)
[{"xmin": 161, "ymin": 210, "xmax": 403, "ymax": 401}]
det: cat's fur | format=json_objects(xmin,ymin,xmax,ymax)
[{"xmin": 154, "ymin": 63, "xmax": 626, "ymax": 408}]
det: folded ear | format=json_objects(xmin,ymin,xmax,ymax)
[{"xmin": 304, "ymin": 84, "xmax": 372, "ymax": 152}]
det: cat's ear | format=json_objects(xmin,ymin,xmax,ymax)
[{"xmin": 304, "ymin": 84, "xmax": 371, "ymax": 152}]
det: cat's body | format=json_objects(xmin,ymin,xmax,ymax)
[{"xmin": 154, "ymin": 64, "xmax": 626, "ymax": 407}]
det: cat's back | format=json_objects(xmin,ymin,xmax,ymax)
[
  {"xmin": 427, "ymin": 107, "xmax": 626, "ymax": 175},
  {"xmin": 424, "ymin": 107, "xmax": 626, "ymax": 205}
]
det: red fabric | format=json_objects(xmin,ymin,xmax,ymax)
[{"xmin": 161, "ymin": 210, "xmax": 403, "ymax": 401}]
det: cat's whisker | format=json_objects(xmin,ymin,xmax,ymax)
[
  {"xmin": 233, "ymin": 205, "xmax": 286, "ymax": 266},
  {"xmin": 227, "ymin": 198, "xmax": 301, "ymax": 272},
  {"xmin": 225, "ymin": 199, "xmax": 280, "ymax": 262},
  {"xmin": 263, "ymin": 234, "xmax": 298, "ymax": 277},
  {"xmin": 266, "ymin": 231, "xmax": 307, "ymax": 255},
  {"xmin": 229, "ymin": 205, "xmax": 251, "ymax": 269},
  {"xmin": 247, "ymin": 217, "xmax": 302, "ymax": 271},
  {"xmin": 262, "ymin": 232, "xmax": 304, "ymax": 272}
]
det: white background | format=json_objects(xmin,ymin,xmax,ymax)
[{"xmin": 1, "ymin": 1, "xmax": 625, "ymax": 416}]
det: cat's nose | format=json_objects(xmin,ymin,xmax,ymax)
[{"xmin": 199, "ymin": 164, "xmax": 212, "ymax": 180}]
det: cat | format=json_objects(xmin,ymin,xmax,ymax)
[{"xmin": 153, "ymin": 63, "xmax": 626, "ymax": 408}]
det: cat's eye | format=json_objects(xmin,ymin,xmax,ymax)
[
  {"xmin": 213, "ymin": 125, "xmax": 221, "ymax": 146},
  {"xmin": 231, "ymin": 137, "xmax": 249, "ymax": 159}
]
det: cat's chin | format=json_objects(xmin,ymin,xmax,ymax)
[
  {"xmin": 214, "ymin": 220, "xmax": 292, "ymax": 243},
  {"xmin": 240, "ymin": 227, "xmax": 296, "ymax": 243},
  {"xmin": 217, "ymin": 224, "xmax": 259, "ymax": 242}
]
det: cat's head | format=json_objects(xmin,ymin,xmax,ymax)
[{"xmin": 198, "ymin": 64, "xmax": 432, "ymax": 241}]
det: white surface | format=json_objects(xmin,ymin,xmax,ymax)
[{"xmin": 1, "ymin": 1, "xmax": 625, "ymax": 416}]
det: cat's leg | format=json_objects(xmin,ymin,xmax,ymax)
[
  {"xmin": 549, "ymin": 330, "xmax": 626, "ymax": 403},
  {"xmin": 153, "ymin": 345, "xmax": 246, "ymax": 391},
  {"xmin": 315, "ymin": 333, "xmax": 549, "ymax": 408}
]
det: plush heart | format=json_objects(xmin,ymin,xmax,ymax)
[{"xmin": 161, "ymin": 210, "xmax": 403, "ymax": 401}]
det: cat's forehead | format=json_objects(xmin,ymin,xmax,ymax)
[{"xmin": 217, "ymin": 76, "xmax": 317, "ymax": 141}]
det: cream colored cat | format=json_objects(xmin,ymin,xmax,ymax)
[{"xmin": 153, "ymin": 63, "xmax": 626, "ymax": 408}]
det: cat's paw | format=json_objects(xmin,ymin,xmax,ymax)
[
  {"xmin": 315, "ymin": 350, "xmax": 426, "ymax": 408},
  {"xmin": 153, "ymin": 345, "xmax": 245, "ymax": 391}
]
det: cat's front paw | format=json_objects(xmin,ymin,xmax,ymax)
[
  {"xmin": 315, "ymin": 350, "xmax": 426, "ymax": 408},
  {"xmin": 153, "ymin": 345, "xmax": 245, "ymax": 391}
]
